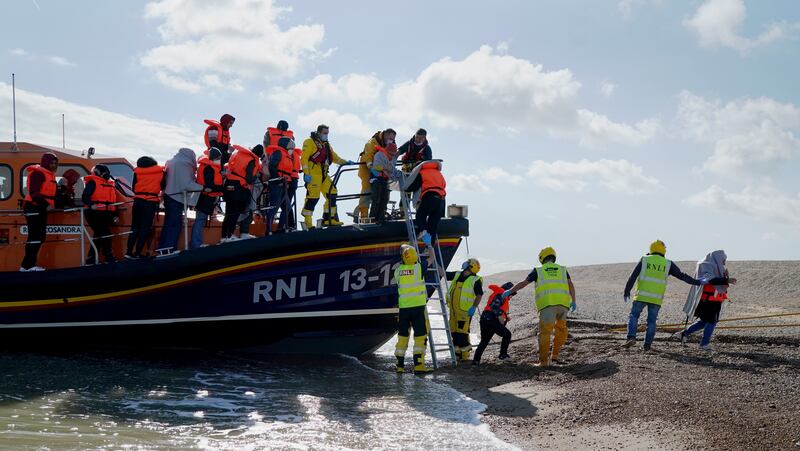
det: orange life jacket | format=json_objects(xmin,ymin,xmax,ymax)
[
  {"xmin": 483, "ymin": 284, "xmax": 510, "ymax": 321},
  {"xmin": 266, "ymin": 145, "xmax": 294, "ymax": 182},
  {"xmin": 83, "ymin": 174, "xmax": 118, "ymax": 211},
  {"xmin": 700, "ymin": 283, "xmax": 728, "ymax": 303},
  {"xmin": 226, "ymin": 145, "xmax": 262, "ymax": 189},
  {"xmin": 308, "ymin": 139, "xmax": 333, "ymax": 165},
  {"xmin": 266, "ymin": 127, "xmax": 294, "ymax": 146},
  {"xmin": 291, "ymin": 148, "xmax": 303, "ymax": 179},
  {"xmin": 24, "ymin": 165, "xmax": 57, "ymax": 207},
  {"xmin": 133, "ymin": 165, "xmax": 164, "ymax": 202},
  {"xmin": 197, "ymin": 156, "xmax": 223, "ymax": 197},
  {"xmin": 204, "ymin": 119, "xmax": 231, "ymax": 148},
  {"xmin": 374, "ymin": 146, "xmax": 391, "ymax": 179},
  {"xmin": 419, "ymin": 162, "xmax": 446, "ymax": 198}
]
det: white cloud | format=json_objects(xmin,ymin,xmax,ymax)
[
  {"xmin": 686, "ymin": 185, "xmax": 800, "ymax": 226},
  {"xmin": 384, "ymin": 45, "xmax": 658, "ymax": 147},
  {"xmin": 600, "ymin": 81, "xmax": 617, "ymax": 98},
  {"xmin": 10, "ymin": 48, "xmax": 26, "ymax": 56},
  {"xmin": 47, "ymin": 56, "xmax": 76, "ymax": 67},
  {"xmin": 0, "ymin": 82, "xmax": 196, "ymax": 164},
  {"xmin": 264, "ymin": 73, "xmax": 384, "ymax": 112},
  {"xmin": 676, "ymin": 91, "xmax": 800, "ymax": 175},
  {"xmin": 586, "ymin": 203, "xmax": 600, "ymax": 210},
  {"xmin": 683, "ymin": 0, "xmax": 790, "ymax": 54},
  {"xmin": 449, "ymin": 174, "xmax": 491, "ymax": 193},
  {"xmin": 481, "ymin": 167, "xmax": 523, "ymax": 185},
  {"xmin": 295, "ymin": 109, "xmax": 373, "ymax": 139},
  {"xmin": 140, "ymin": 0, "xmax": 326, "ymax": 92},
  {"xmin": 761, "ymin": 231, "xmax": 778, "ymax": 241},
  {"xmin": 525, "ymin": 159, "xmax": 659, "ymax": 193}
]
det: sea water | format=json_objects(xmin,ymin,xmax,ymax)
[{"xmin": 0, "ymin": 346, "xmax": 513, "ymax": 450}]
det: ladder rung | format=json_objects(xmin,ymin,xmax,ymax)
[
  {"xmin": 429, "ymin": 327, "xmax": 449, "ymax": 331},
  {"xmin": 433, "ymin": 347, "xmax": 453, "ymax": 352},
  {"xmin": 426, "ymin": 311, "xmax": 446, "ymax": 316}
]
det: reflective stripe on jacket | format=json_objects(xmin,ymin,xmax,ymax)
[
  {"xmin": 534, "ymin": 263, "xmax": 572, "ymax": 310},
  {"xmin": 634, "ymin": 254, "xmax": 671, "ymax": 305}
]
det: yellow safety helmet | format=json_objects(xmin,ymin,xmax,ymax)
[
  {"xmin": 400, "ymin": 244, "xmax": 418, "ymax": 265},
  {"xmin": 462, "ymin": 258, "xmax": 480, "ymax": 274},
  {"xmin": 538, "ymin": 246, "xmax": 556, "ymax": 263},
  {"xmin": 649, "ymin": 240, "xmax": 666, "ymax": 255}
]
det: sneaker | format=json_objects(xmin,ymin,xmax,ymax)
[
  {"xmin": 29, "ymin": 266, "xmax": 45, "ymax": 271},
  {"xmin": 124, "ymin": 254, "xmax": 139, "ymax": 261},
  {"xmin": 671, "ymin": 330, "xmax": 686, "ymax": 345},
  {"xmin": 622, "ymin": 339, "xmax": 637, "ymax": 348},
  {"xmin": 498, "ymin": 353, "xmax": 511, "ymax": 361},
  {"xmin": 551, "ymin": 357, "xmax": 565, "ymax": 365},
  {"xmin": 472, "ymin": 360, "xmax": 480, "ymax": 366},
  {"xmin": 643, "ymin": 344, "xmax": 654, "ymax": 352},
  {"xmin": 240, "ymin": 233, "xmax": 257, "ymax": 240},
  {"xmin": 699, "ymin": 344, "xmax": 714, "ymax": 353}
]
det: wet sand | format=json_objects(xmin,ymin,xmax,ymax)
[{"xmin": 429, "ymin": 261, "xmax": 800, "ymax": 450}]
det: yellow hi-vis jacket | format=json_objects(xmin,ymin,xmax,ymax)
[
  {"xmin": 534, "ymin": 263, "xmax": 572, "ymax": 311},
  {"xmin": 448, "ymin": 271, "xmax": 482, "ymax": 312},
  {"xmin": 634, "ymin": 254, "xmax": 671, "ymax": 305},
  {"xmin": 395, "ymin": 263, "xmax": 427, "ymax": 308}
]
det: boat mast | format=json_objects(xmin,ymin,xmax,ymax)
[
  {"xmin": 62, "ymin": 113, "xmax": 65, "ymax": 150},
  {"xmin": 12, "ymin": 73, "xmax": 18, "ymax": 152}
]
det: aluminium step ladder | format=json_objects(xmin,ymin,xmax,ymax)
[{"xmin": 398, "ymin": 174, "xmax": 457, "ymax": 369}]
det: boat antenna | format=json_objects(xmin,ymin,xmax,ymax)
[
  {"xmin": 12, "ymin": 73, "xmax": 18, "ymax": 152},
  {"xmin": 61, "ymin": 113, "xmax": 65, "ymax": 150}
]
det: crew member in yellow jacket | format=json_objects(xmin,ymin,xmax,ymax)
[
  {"xmin": 446, "ymin": 258, "xmax": 484, "ymax": 362},
  {"xmin": 504, "ymin": 247, "xmax": 577, "ymax": 366},
  {"xmin": 355, "ymin": 128, "xmax": 396, "ymax": 221},
  {"xmin": 300, "ymin": 124, "xmax": 354, "ymax": 229}
]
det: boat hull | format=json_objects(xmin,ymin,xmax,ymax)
[{"xmin": 0, "ymin": 220, "xmax": 467, "ymax": 355}]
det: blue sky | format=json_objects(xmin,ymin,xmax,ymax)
[{"xmin": 3, "ymin": 0, "xmax": 799, "ymax": 274}]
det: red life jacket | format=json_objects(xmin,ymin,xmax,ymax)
[
  {"xmin": 266, "ymin": 145, "xmax": 294, "ymax": 182},
  {"xmin": 308, "ymin": 138, "xmax": 333, "ymax": 165},
  {"xmin": 484, "ymin": 284, "xmax": 510, "ymax": 321},
  {"xmin": 374, "ymin": 146, "xmax": 391, "ymax": 179},
  {"xmin": 401, "ymin": 139, "xmax": 428, "ymax": 163},
  {"xmin": 420, "ymin": 162, "xmax": 446, "ymax": 198},
  {"xmin": 204, "ymin": 119, "xmax": 231, "ymax": 148},
  {"xmin": 24, "ymin": 165, "xmax": 57, "ymax": 207},
  {"xmin": 266, "ymin": 127, "xmax": 294, "ymax": 146},
  {"xmin": 700, "ymin": 283, "xmax": 728, "ymax": 302},
  {"xmin": 83, "ymin": 174, "xmax": 118, "ymax": 211},
  {"xmin": 197, "ymin": 156, "xmax": 223, "ymax": 197},
  {"xmin": 291, "ymin": 148, "xmax": 303, "ymax": 179},
  {"xmin": 133, "ymin": 165, "xmax": 164, "ymax": 202},
  {"xmin": 226, "ymin": 145, "xmax": 261, "ymax": 189}
]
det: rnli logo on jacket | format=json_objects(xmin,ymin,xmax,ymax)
[
  {"xmin": 646, "ymin": 262, "xmax": 666, "ymax": 272},
  {"xmin": 19, "ymin": 225, "xmax": 83, "ymax": 235},
  {"xmin": 398, "ymin": 269, "xmax": 415, "ymax": 276}
]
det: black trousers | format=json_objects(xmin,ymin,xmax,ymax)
[
  {"xmin": 21, "ymin": 202, "xmax": 48, "ymax": 269},
  {"xmin": 473, "ymin": 316, "xmax": 512, "ymax": 363},
  {"xmin": 369, "ymin": 179, "xmax": 390, "ymax": 222},
  {"xmin": 397, "ymin": 305, "xmax": 428, "ymax": 337},
  {"xmin": 287, "ymin": 178, "xmax": 298, "ymax": 228},
  {"xmin": 415, "ymin": 193, "xmax": 445, "ymax": 238},
  {"xmin": 127, "ymin": 198, "xmax": 158, "ymax": 256},
  {"xmin": 85, "ymin": 209, "xmax": 116, "ymax": 263},
  {"xmin": 222, "ymin": 183, "xmax": 250, "ymax": 238}
]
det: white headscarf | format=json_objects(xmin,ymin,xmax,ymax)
[{"xmin": 698, "ymin": 250, "xmax": 728, "ymax": 294}]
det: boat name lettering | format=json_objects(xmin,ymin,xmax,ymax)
[
  {"xmin": 19, "ymin": 225, "xmax": 83, "ymax": 236},
  {"xmin": 253, "ymin": 274, "xmax": 327, "ymax": 303}
]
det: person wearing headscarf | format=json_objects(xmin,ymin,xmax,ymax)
[{"xmin": 678, "ymin": 250, "xmax": 737, "ymax": 351}]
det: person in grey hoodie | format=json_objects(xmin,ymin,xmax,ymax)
[
  {"xmin": 158, "ymin": 148, "xmax": 202, "ymax": 252},
  {"xmin": 368, "ymin": 143, "xmax": 400, "ymax": 223}
]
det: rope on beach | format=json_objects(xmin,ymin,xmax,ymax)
[{"xmin": 608, "ymin": 311, "xmax": 800, "ymax": 333}]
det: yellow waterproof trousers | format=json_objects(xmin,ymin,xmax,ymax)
[{"xmin": 538, "ymin": 305, "xmax": 569, "ymax": 365}]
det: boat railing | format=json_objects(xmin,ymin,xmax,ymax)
[{"xmin": 0, "ymin": 202, "xmax": 135, "ymax": 266}]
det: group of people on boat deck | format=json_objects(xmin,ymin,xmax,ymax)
[
  {"xmin": 395, "ymin": 241, "xmax": 738, "ymax": 373},
  {"xmin": 19, "ymin": 114, "xmax": 447, "ymax": 270}
]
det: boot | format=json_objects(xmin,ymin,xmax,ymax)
[
  {"xmin": 413, "ymin": 353, "xmax": 433, "ymax": 374},
  {"xmin": 413, "ymin": 336, "xmax": 432, "ymax": 373},
  {"xmin": 323, "ymin": 206, "xmax": 343, "ymax": 226},
  {"xmin": 395, "ymin": 335, "xmax": 409, "ymax": 374},
  {"xmin": 301, "ymin": 209, "xmax": 314, "ymax": 231},
  {"xmin": 459, "ymin": 347, "xmax": 472, "ymax": 362}
]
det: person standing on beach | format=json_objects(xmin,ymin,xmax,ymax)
[
  {"xmin": 503, "ymin": 247, "xmax": 576, "ymax": 366},
  {"xmin": 623, "ymin": 240, "xmax": 705, "ymax": 351},
  {"xmin": 677, "ymin": 250, "xmax": 737, "ymax": 352},
  {"xmin": 394, "ymin": 244, "xmax": 433, "ymax": 374},
  {"xmin": 473, "ymin": 282, "xmax": 515, "ymax": 365},
  {"xmin": 447, "ymin": 258, "xmax": 484, "ymax": 362}
]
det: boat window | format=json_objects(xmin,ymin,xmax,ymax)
[
  {"xmin": 0, "ymin": 164, "xmax": 11, "ymax": 200},
  {"xmin": 106, "ymin": 163, "xmax": 134, "ymax": 185},
  {"xmin": 20, "ymin": 164, "xmax": 89, "ymax": 200}
]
